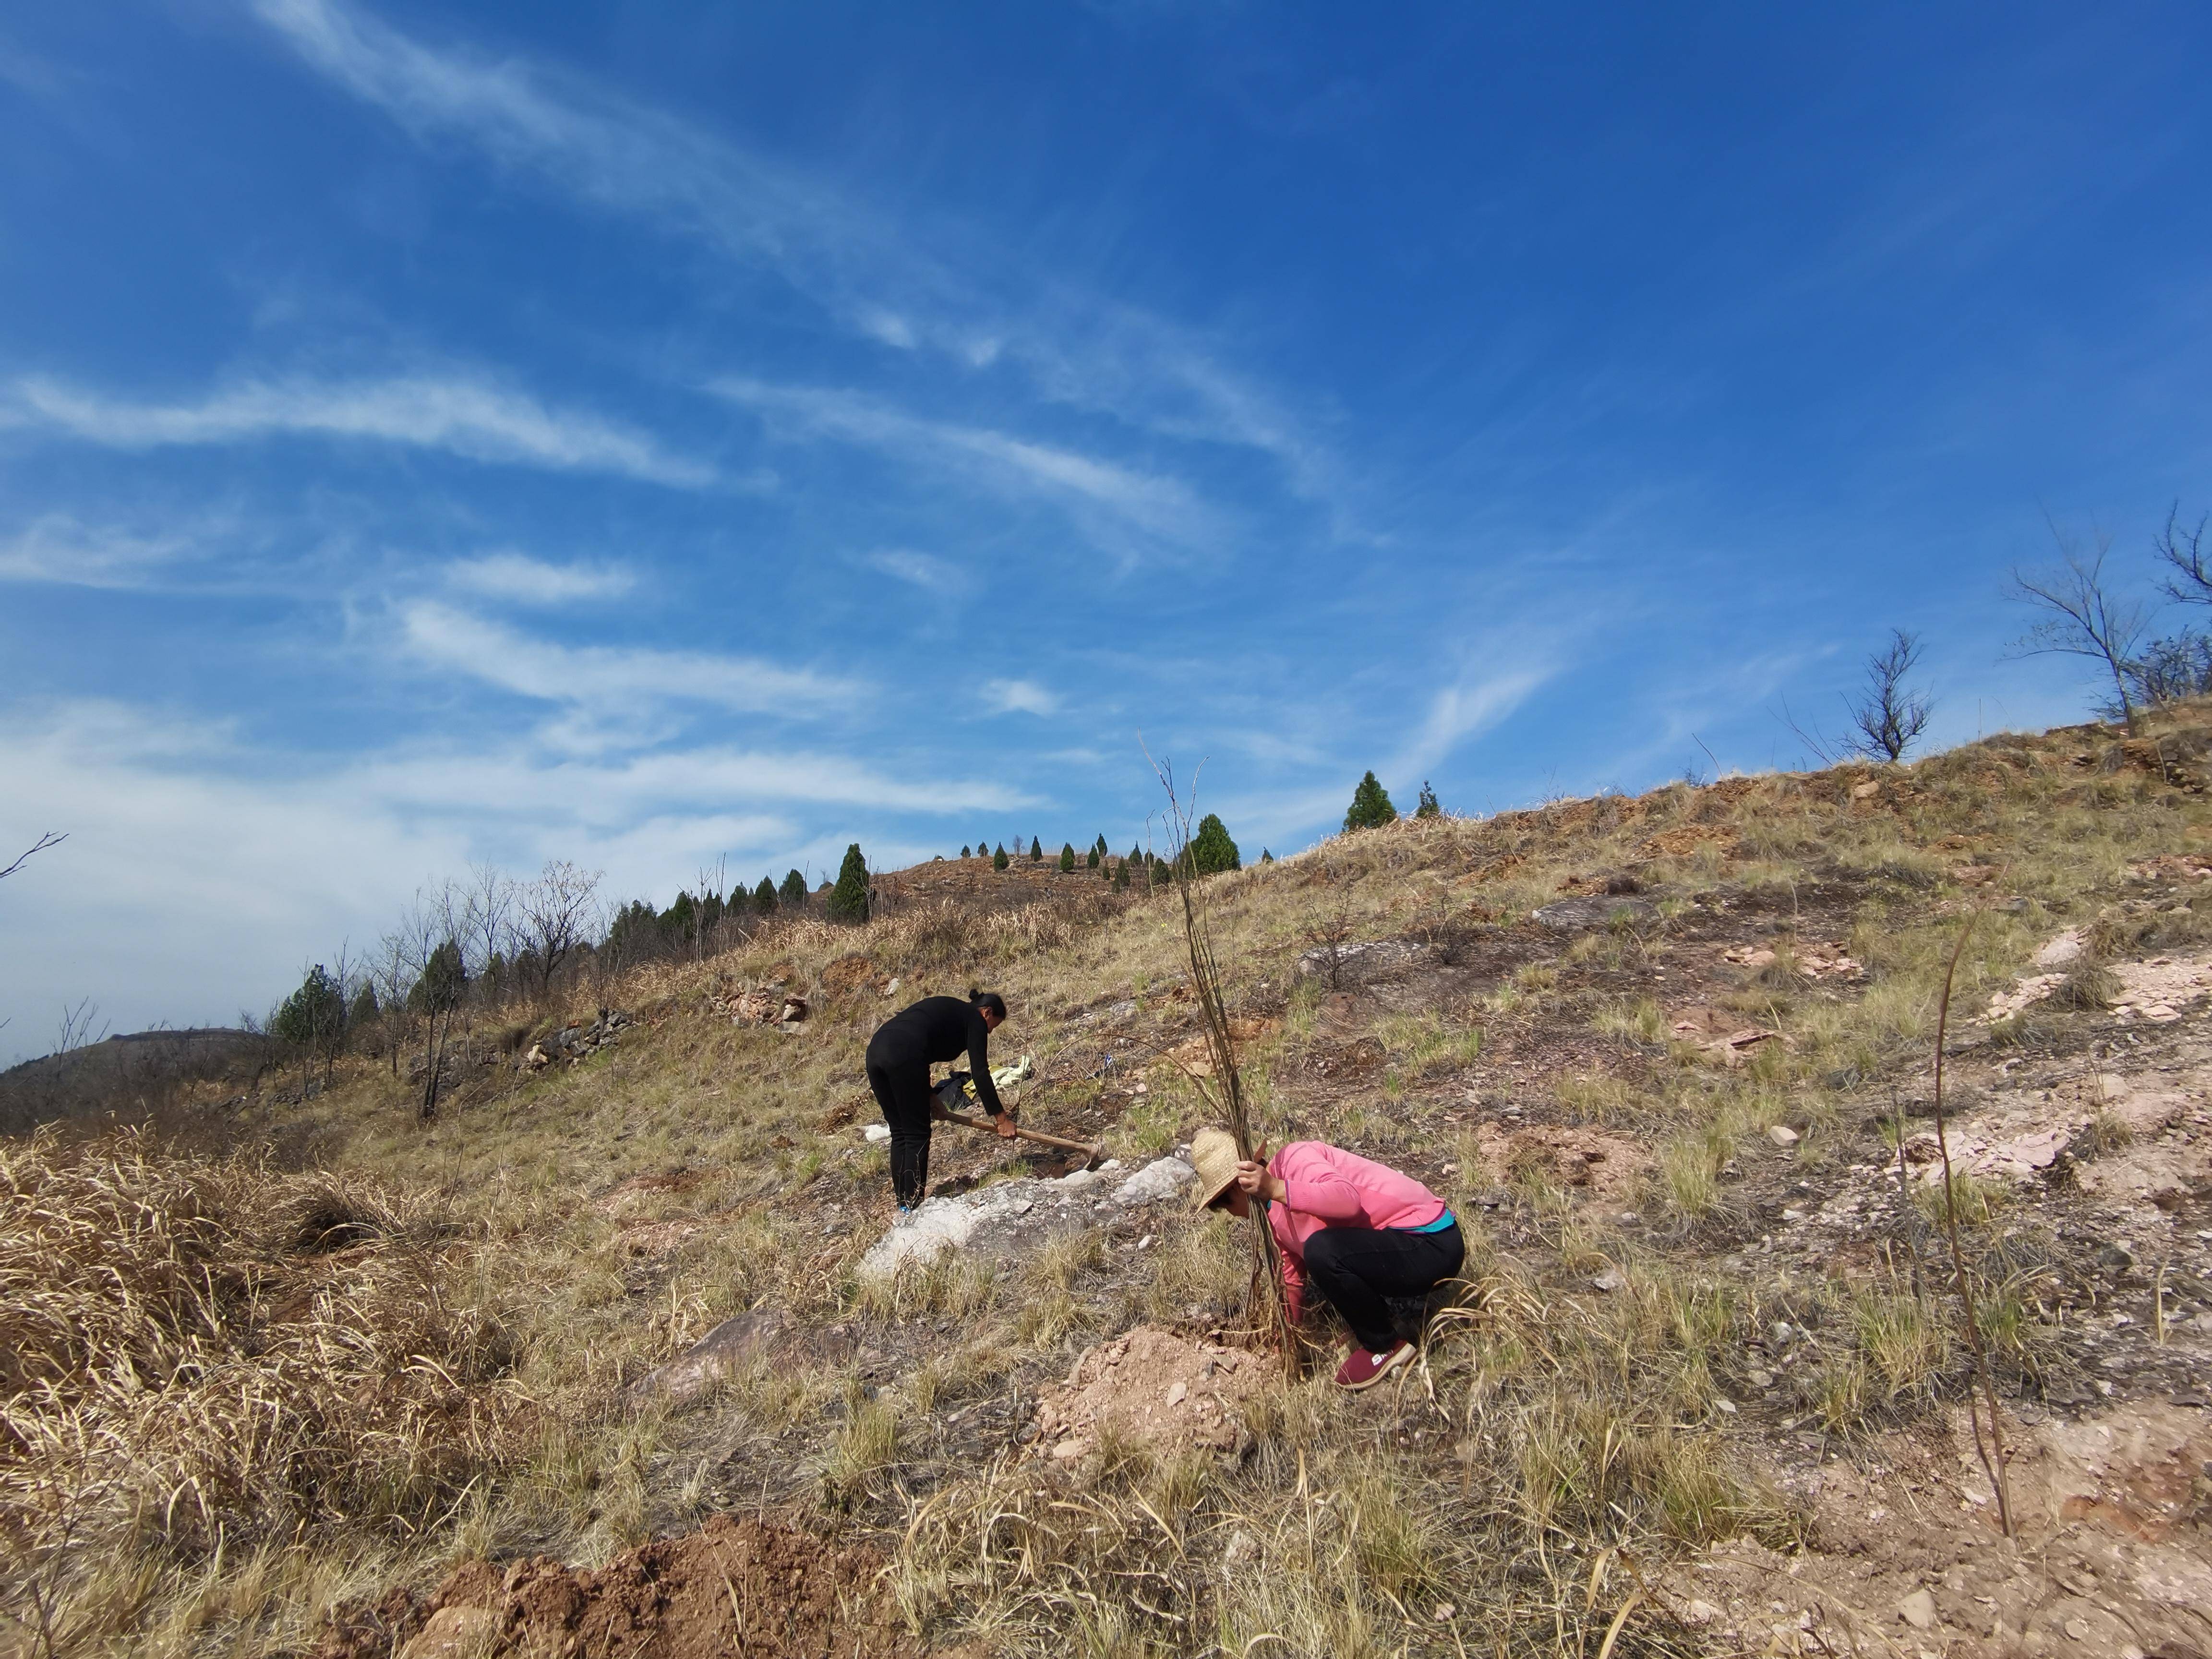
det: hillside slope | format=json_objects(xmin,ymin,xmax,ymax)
[{"xmin": 9, "ymin": 709, "xmax": 2212, "ymax": 1658}]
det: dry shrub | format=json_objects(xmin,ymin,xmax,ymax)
[{"xmin": 0, "ymin": 1129, "xmax": 522, "ymax": 1653}]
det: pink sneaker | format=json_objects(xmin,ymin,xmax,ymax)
[{"xmin": 1334, "ymin": 1340, "xmax": 1413, "ymax": 1391}]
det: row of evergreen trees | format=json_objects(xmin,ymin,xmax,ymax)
[
  {"xmin": 957, "ymin": 813, "xmax": 1253, "ymax": 878},
  {"xmin": 272, "ymin": 776, "xmax": 1440, "ymax": 1078}
]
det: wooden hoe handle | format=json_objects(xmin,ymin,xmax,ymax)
[{"xmin": 939, "ymin": 1107, "xmax": 1101, "ymax": 1159}]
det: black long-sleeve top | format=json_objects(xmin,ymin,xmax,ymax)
[{"xmin": 866, "ymin": 996, "xmax": 1007, "ymax": 1116}]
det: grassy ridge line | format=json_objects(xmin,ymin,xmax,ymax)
[{"xmin": 7, "ymin": 705, "xmax": 2209, "ymax": 1655}]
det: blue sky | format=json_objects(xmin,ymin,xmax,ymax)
[{"xmin": 4, "ymin": 1, "xmax": 2210, "ymax": 1040}]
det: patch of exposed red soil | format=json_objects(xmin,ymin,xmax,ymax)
[
  {"xmin": 1474, "ymin": 1124, "xmax": 1649, "ymax": 1203},
  {"xmin": 1031, "ymin": 1325, "xmax": 1270, "ymax": 1462},
  {"xmin": 317, "ymin": 1515, "xmax": 925, "ymax": 1659}
]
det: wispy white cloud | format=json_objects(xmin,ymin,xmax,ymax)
[
  {"xmin": 0, "ymin": 697, "xmax": 1034, "ymax": 1035},
  {"xmin": 10, "ymin": 373, "xmax": 713, "ymax": 486},
  {"xmin": 981, "ymin": 677, "xmax": 1061, "ymax": 717},
  {"xmin": 860, "ymin": 548, "xmax": 959, "ymax": 592},
  {"xmin": 1387, "ymin": 664, "xmax": 1553, "ymax": 780},
  {"xmin": 0, "ymin": 515, "xmax": 198, "ymax": 589},
  {"xmin": 250, "ymin": 0, "xmax": 1333, "ymax": 499},
  {"xmin": 445, "ymin": 551, "xmax": 637, "ymax": 604},
  {"xmin": 395, "ymin": 601, "xmax": 861, "ymax": 713},
  {"xmin": 711, "ymin": 377, "xmax": 1225, "ymax": 549}
]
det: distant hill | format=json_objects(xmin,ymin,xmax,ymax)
[{"xmin": 0, "ymin": 1026, "xmax": 268, "ymax": 1135}]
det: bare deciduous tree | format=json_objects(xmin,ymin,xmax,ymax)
[
  {"xmin": 388, "ymin": 892, "xmax": 468, "ymax": 1120},
  {"xmin": 463, "ymin": 863, "xmax": 515, "ymax": 993},
  {"xmin": 1845, "ymin": 628, "xmax": 1934, "ymax": 762},
  {"xmin": 0, "ymin": 831, "xmax": 65, "ymax": 882},
  {"xmin": 516, "ymin": 860, "xmax": 602, "ymax": 1003},
  {"xmin": 2153, "ymin": 502, "xmax": 2212, "ymax": 604},
  {"xmin": 2006, "ymin": 526, "xmax": 2151, "ymax": 730}
]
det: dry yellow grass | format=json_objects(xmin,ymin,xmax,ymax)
[{"xmin": 10, "ymin": 699, "xmax": 2212, "ymax": 1653}]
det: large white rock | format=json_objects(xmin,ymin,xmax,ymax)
[{"xmin": 1112, "ymin": 1155, "xmax": 1199, "ymax": 1208}]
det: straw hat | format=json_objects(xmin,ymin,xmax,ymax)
[{"xmin": 1190, "ymin": 1128, "xmax": 1242, "ymax": 1211}]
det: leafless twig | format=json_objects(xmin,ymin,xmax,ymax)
[{"xmin": 0, "ymin": 831, "xmax": 65, "ymax": 882}]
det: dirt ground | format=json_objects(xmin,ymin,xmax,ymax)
[
  {"xmin": 1668, "ymin": 1400, "xmax": 2212, "ymax": 1659},
  {"xmin": 1029, "ymin": 1325, "xmax": 1273, "ymax": 1462},
  {"xmin": 317, "ymin": 1514, "xmax": 927, "ymax": 1659}
]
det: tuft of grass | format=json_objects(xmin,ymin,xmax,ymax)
[
  {"xmin": 824, "ymin": 1385, "xmax": 898, "ymax": 1503},
  {"xmin": 1593, "ymin": 996, "xmax": 1666, "ymax": 1045},
  {"xmin": 1553, "ymin": 1070, "xmax": 1641, "ymax": 1123},
  {"xmin": 852, "ymin": 1250, "xmax": 997, "ymax": 1322},
  {"xmin": 1851, "ymin": 1289, "xmax": 1950, "ymax": 1401},
  {"xmin": 1914, "ymin": 1169, "xmax": 2007, "ymax": 1230}
]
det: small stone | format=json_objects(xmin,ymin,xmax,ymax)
[
  {"xmin": 1051, "ymin": 1436, "xmax": 1088, "ymax": 1461},
  {"xmin": 1713, "ymin": 1397, "xmax": 1737, "ymax": 1414},
  {"xmin": 1433, "ymin": 1603, "xmax": 1456, "ymax": 1622},
  {"xmin": 2097, "ymin": 1244, "xmax": 2136, "ymax": 1272},
  {"xmin": 1682, "ymin": 1600, "xmax": 1725, "ymax": 1627},
  {"xmin": 1767, "ymin": 1124, "xmax": 1801, "ymax": 1147},
  {"xmin": 2064, "ymin": 1619, "xmax": 2091, "ymax": 1642},
  {"xmin": 1165, "ymin": 1381, "xmax": 1188, "ymax": 1407},
  {"xmin": 1898, "ymin": 1590, "xmax": 1937, "ymax": 1631},
  {"xmin": 1747, "ymin": 1368, "xmax": 1775, "ymax": 1389},
  {"xmin": 863, "ymin": 1124, "xmax": 891, "ymax": 1142},
  {"xmin": 1592, "ymin": 1268, "xmax": 1627, "ymax": 1293}
]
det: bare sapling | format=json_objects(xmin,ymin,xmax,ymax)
[
  {"xmin": 1929, "ymin": 911, "xmax": 2015, "ymax": 1536},
  {"xmin": 1143, "ymin": 746, "xmax": 1299, "ymax": 1374},
  {"xmin": 1848, "ymin": 628, "xmax": 1934, "ymax": 762}
]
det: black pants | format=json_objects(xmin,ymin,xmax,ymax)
[
  {"xmin": 1302, "ymin": 1223, "xmax": 1466, "ymax": 1352},
  {"xmin": 865, "ymin": 1046, "xmax": 933, "ymax": 1208}
]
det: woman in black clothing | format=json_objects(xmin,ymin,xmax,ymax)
[{"xmin": 865, "ymin": 989, "xmax": 1014, "ymax": 1211}]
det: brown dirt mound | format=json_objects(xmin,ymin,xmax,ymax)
[
  {"xmin": 1031, "ymin": 1325, "xmax": 1270, "ymax": 1462},
  {"xmin": 318, "ymin": 1515, "xmax": 923, "ymax": 1659},
  {"xmin": 1476, "ymin": 1124, "xmax": 1649, "ymax": 1204}
]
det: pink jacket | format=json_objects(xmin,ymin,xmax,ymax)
[{"xmin": 1262, "ymin": 1142, "xmax": 1447, "ymax": 1323}]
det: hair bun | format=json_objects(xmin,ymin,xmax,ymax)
[{"xmin": 967, "ymin": 986, "xmax": 982, "ymax": 1000}]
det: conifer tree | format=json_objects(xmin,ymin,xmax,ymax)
[
  {"xmin": 1261, "ymin": 848, "xmax": 1274, "ymax": 864},
  {"xmin": 961, "ymin": 845, "xmax": 971, "ymax": 858},
  {"xmin": 1086, "ymin": 841, "xmax": 1100, "ymax": 868},
  {"xmin": 1059, "ymin": 842, "xmax": 1076, "ymax": 873},
  {"xmin": 993, "ymin": 843, "xmax": 1010, "ymax": 871},
  {"xmin": 827, "ymin": 843, "xmax": 870, "ymax": 924},
  {"xmin": 274, "ymin": 964, "xmax": 345, "ymax": 1050},
  {"xmin": 1416, "ymin": 780, "xmax": 1442, "ymax": 819},
  {"xmin": 754, "ymin": 876, "xmax": 778, "ymax": 913},
  {"xmin": 1113, "ymin": 856, "xmax": 1130, "ymax": 890},
  {"xmin": 1344, "ymin": 770, "xmax": 1398, "ymax": 831},
  {"xmin": 780, "ymin": 869, "xmax": 807, "ymax": 906},
  {"xmin": 660, "ymin": 890, "xmax": 697, "ymax": 940},
  {"xmin": 347, "ymin": 981, "xmax": 379, "ymax": 1033},
  {"xmin": 1190, "ymin": 812, "xmax": 1240, "ymax": 874},
  {"xmin": 1029, "ymin": 837, "xmax": 1042, "ymax": 862}
]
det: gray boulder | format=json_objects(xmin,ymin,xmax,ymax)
[{"xmin": 1530, "ymin": 896, "xmax": 1657, "ymax": 931}]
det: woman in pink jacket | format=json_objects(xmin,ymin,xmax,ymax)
[{"xmin": 1190, "ymin": 1129, "xmax": 1464, "ymax": 1390}]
